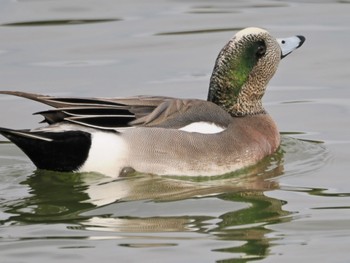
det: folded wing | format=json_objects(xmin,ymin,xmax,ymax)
[{"xmin": 0, "ymin": 91, "xmax": 232, "ymax": 131}]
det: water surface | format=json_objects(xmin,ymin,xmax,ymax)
[{"xmin": 0, "ymin": 0, "xmax": 349, "ymax": 262}]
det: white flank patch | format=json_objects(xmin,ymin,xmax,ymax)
[
  {"xmin": 179, "ymin": 122, "xmax": 225, "ymax": 134},
  {"xmin": 79, "ymin": 132, "xmax": 129, "ymax": 177}
]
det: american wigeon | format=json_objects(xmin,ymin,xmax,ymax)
[{"xmin": 0, "ymin": 27, "xmax": 305, "ymax": 177}]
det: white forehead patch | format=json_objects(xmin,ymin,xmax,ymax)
[{"xmin": 234, "ymin": 27, "xmax": 268, "ymax": 41}]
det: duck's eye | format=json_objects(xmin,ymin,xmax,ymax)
[{"xmin": 256, "ymin": 42, "xmax": 266, "ymax": 58}]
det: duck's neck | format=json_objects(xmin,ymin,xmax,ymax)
[
  {"xmin": 207, "ymin": 41, "xmax": 267, "ymax": 116},
  {"xmin": 207, "ymin": 66, "xmax": 266, "ymax": 117}
]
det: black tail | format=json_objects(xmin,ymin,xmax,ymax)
[{"xmin": 0, "ymin": 127, "xmax": 91, "ymax": 172}]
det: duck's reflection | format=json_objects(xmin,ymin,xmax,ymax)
[{"xmin": 0, "ymin": 136, "xmax": 328, "ymax": 261}]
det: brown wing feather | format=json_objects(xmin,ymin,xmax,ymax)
[
  {"xmin": 0, "ymin": 91, "xmax": 232, "ymax": 130},
  {"xmin": 0, "ymin": 91, "xmax": 167, "ymax": 129}
]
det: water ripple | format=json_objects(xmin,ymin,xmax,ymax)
[
  {"xmin": 1, "ymin": 19, "xmax": 121, "ymax": 27},
  {"xmin": 31, "ymin": 60, "xmax": 118, "ymax": 68},
  {"xmin": 156, "ymin": 27, "xmax": 244, "ymax": 36},
  {"xmin": 279, "ymin": 134, "xmax": 329, "ymax": 178}
]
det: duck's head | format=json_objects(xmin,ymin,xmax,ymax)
[{"xmin": 208, "ymin": 27, "xmax": 305, "ymax": 116}]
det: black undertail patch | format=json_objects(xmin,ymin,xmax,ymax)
[{"xmin": 0, "ymin": 128, "xmax": 92, "ymax": 172}]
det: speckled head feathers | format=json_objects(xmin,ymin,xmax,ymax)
[{"xmin": 208, "ymin": 27, "xmax": 304, "ymax": 116}]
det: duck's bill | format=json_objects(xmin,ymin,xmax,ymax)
[{"xmin": 277, "ymin": 35, "xmax": 305, "ymax": 59}]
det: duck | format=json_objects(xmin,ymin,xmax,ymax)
[{"xmin": 0, "ymin": 27, "xmax": 305, "ymax": 177}]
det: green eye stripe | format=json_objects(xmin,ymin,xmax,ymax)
[{"xmin": 222, "ymin": 39, "xmax": 261, "ymax": 100}]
